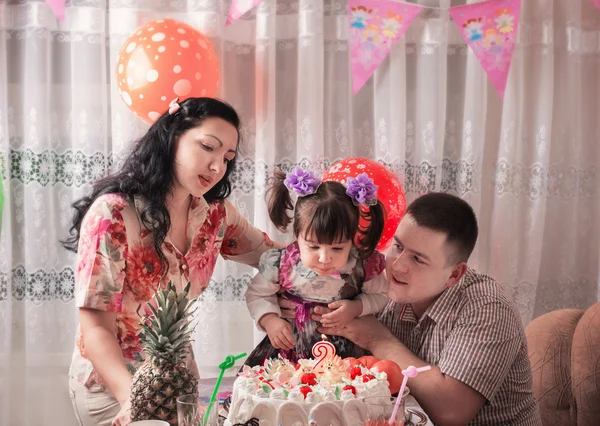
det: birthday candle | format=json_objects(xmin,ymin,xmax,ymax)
[{"xmin": 312, "ymin": 334, "xmax": 336, "ymax": 373}]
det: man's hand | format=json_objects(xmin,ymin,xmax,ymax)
[
  {"xmin": 320, "ymin": 299, "xmax": 362, "ymax": 329},
  {"xmin": 317, "ymin": 314, "xmax": 393, "ymax": 352},
  {"xmin": 261, "ymin": 314, "xmax": 296, "ymax": 350},
  {"xmin": 112, "ymin": 397, "xmax": 132, "ymax": 426},
  {"xmin": 276, "ymin": 296, "xmax": 296, "ymax": 319}
]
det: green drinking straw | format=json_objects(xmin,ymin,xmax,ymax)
[{"xmin": 202, "ymin": 352, "xmax": 247, "ymax": 425}]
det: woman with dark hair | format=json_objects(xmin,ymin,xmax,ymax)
[{"xmin": 64, "ymin": 98, "xmax": 275, "ymax": 426}]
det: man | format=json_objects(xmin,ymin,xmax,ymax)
[{"xmin": 282, "ymin": 193, "xmax": 541, "ymax": 425}]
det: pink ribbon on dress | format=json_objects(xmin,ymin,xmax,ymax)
[{"xmin": 283, "ymin": 293, "xmax": 325, "ymax": 333}]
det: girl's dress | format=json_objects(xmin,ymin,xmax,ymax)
[{"xmin": 244, "ymin": 241, "xmax": 388, "ymax": 366}]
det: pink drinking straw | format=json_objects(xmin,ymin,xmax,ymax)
[{"xmin": 389, "ymin": 365, "xmax": 432, "ymax": 424}]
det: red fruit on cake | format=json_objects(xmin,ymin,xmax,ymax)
[
  {"xmin": 342, "ymin": 385, "xmax": 356, "ymax": 395},
  {"xmin": 299, "ymin": 386, "xmax": 313, "ymax": 399},
  {"xmin": 362, "ymin": 374, "xmax": 376, "ymax": 382},
  {"xmin": 301, "ymin": 373, "xmax": 317, "ymax": 385},
  {"xmin": 349, "ymin": 366, "xmax": 362, "ymax": 380}
]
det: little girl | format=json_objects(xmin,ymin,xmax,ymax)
[{"xmin": 244, "ymin": 167, "xmax": 389, "ymax": 365}]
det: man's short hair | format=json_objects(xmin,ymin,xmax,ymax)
[{"xmin": 405, "ymin": 192, "xmax": 478, "ymax": 264}]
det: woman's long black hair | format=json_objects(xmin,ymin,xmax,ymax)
[{"xmin": 61, "ymin": 97, "xmax": 241, "ymax": 271}]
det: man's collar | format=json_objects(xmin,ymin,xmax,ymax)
[{"xmin": 396, "ymin": 303, "xmax": 418, "ymax": 323}]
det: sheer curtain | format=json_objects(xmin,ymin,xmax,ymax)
[{"xmin": 1, "ymin": 0, "xmax": 599, "ymax": 425}]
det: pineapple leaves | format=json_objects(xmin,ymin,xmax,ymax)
[{"xmin": 137, "ymin": 281, "xmax": 198, "ymax": 365}]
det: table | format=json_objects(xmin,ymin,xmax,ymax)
[
  {"xmin": 198, "ymin": 377, "xmax": 433, "ymax": 426},
  {"xmin": 404, "ymin": 395, "xmax": 434, "ymax": 426}
]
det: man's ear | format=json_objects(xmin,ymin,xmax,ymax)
[{"xmin": 445, "ymin": 262, "xmax": 468, "ymax": 288}]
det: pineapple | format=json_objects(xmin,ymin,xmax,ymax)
[{"xmin": 130, "ymin": 282, "xmax": 199, "ymax": 425}]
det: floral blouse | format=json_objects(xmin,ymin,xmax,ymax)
[{"xmin": 69, "ymin": 193, "xmax": 274, "ymax": 388}]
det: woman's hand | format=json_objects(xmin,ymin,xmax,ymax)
[
  {"xmin": 277, "ymin": 296, "xmax": 296, "ymax": 319},
  {"xmin": 111, "ymin": 397, "xmax": 132, "ymax": 426}
]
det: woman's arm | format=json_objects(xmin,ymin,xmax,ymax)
[
  {"xmin": 80, "ymin": 308, "xmax": 134, "ymax": 426},
  {"xmin": 74, "ymin": 196, "xmax": 133, "ymax": 425},
  {"xmin": 79, "ymin": 308, "xmax": 132, "ymax": 405},
  {"xmin": 220, "ymin": 200, "xmax": 284, "ymax": 267}
]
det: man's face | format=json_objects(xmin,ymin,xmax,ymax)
[{"xmin": 385, "ymin": 214, "xmax": 464, "ymax": 310}]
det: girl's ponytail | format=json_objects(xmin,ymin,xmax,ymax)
[
  {"xmin": 266, "ymin": 169, "xmax": 294, "ymax": 232},
  {"xmin": 356, "ymin": 201, "xmax": 385, "ymax": 259}
]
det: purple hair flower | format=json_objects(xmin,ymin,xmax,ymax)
[
  {"xmin": 284, "ymin": 167, "xmax": 321, "ymax": 197},
  {"xmin": 345, "ymin": 173, "xmax": 378, "ymax": 206}
]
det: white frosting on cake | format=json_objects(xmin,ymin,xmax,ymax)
[{"xmin": 225, "ymin": 358, "xmax": 391, "ymax": 426}]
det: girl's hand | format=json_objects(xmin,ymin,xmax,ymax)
[
  {"xmin": 262, "ymin": 315, "xmax": 296, "ymax": 350},
  {"xmin": 320, "ymin": 299, "xmax": 363, "ymax": 329}
]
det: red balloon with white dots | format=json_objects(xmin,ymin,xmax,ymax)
[
  {"xmin": 115, "ymin": 19, "xmax": 220, "ymax": 123},
  {"xmin": 323, "ymin": 158, "xmax": 406, "ymax": 251}
]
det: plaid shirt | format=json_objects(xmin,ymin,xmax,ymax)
[{"xmin": 378, "ymin": 269, "xmax": 541, "ymax": 426}]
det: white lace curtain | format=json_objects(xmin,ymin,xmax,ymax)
[{"xmin": 1, "ymin": 0, "xmax": 599, "ymax": 425}]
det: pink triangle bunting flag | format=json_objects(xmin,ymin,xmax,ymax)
[
  {"xmin": 348, "ymin": 0, "xmax": 423, "ymax": 95},
  {"xmin": 45, "ymin": 0, "xmax": 66, "ymax": 21},
  {"xmin": 591, "ymin": 0, "xmax": 600, "ymax": 9},
  {"xmin": 449, "ymin": 0, "xmax": 522, "ymax": 99},
  {"xmin": 226, "ymin": 0, "xmax": 264, "ymax": 26}
]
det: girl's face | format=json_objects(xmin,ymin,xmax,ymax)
[
  {"xmin": 297, "ymin": 233, "xmax": 353, "ymax": 276},
  {"xmin": 172, "ymin": 117, "xmax": 238, "ymax": 199}
]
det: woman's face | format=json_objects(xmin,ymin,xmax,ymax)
[{"xmin": 172, "ymin": 117, "xmax": 238, "ymax": 199}]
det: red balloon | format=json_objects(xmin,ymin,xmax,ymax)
[
  {"xmin": 116, "ymin": 19, "xmax": 220, "ymax": 123},
  {"xmin": 322, "ymin": 158, "xmax": 406, "ymax": 251}
]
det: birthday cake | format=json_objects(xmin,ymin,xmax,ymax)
[{"xmin": 225, "ymin": 355, "xmax": 393, "ymax": 426}]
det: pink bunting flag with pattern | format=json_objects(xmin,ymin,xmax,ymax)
[
  {"xmin": 226, "ymin": 0, "xmax": 264, "ymax": 26},
  {"xmin": 348, "ymin": 0, "xmax": 423, "ymax": 95},
  {"xmin": 45, "ymin": 0, "xmax": 66, "ymax": 21},
  {"xmin": 449, "ymin": 0, "xmax": 522, "ymax": 99}
]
